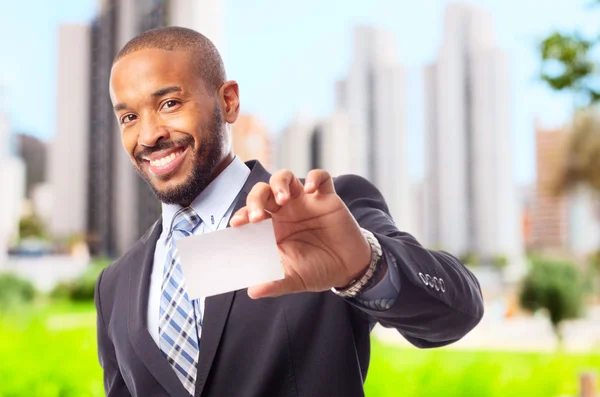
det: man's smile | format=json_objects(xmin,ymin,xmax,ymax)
[{"xmin": 144, "ymin": 146, "xmax": 190, "ymax": 177}]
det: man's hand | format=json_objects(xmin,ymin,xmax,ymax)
[{"xmin": 229, "ymin": 169, "xmax": 372, "ymax": 299}]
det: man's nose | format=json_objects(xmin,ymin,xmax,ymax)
[{"xmin": 138, "ymin": 114, "xmax": 170, "ymax": 147}]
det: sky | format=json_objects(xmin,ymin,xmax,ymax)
[{"xmin": 0, "ymin": 0, "xmax": 598, "ymax": 185}]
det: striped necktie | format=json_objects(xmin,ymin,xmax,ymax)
[{"xmin": 159, "ymin": 207, "xmax": 201, "ymax": 396}]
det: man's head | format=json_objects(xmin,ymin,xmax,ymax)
[{"xmin": 110, "ymin": 26, "xmax": 239, "ymax": 206}]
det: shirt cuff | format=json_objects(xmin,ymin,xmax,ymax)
[{"xmin": 352, "ymin": 249, "xmax": 401, "ymax": 310}]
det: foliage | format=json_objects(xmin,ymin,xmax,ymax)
[
  {"xmin": 0, "ymin": 272, "xmax": 36, "ymax": 312},
  {"xmin": 459, "ymin": 251, "xmax": 480, "ymax": 267},
  {"xmin": 491, "ymin": 254, "xmax": 509, "ymax": 271},
  {"xmin": 51, "ymin": 258, "xmax": 111, "ymax": 302},
  {"xmin": 539, "ymin": 31, "xmax": 598, "ymax": 107},
  {"xmin": 365, "ymin": 340, "xmax": 600, "ymax": 397},
  {"xmin": 518, "ymin": 258, "xmax": 585, "ymax": 344},
  {"xmin": 18, "ymin": 213, "xmax": 48, "ymax": 240}
]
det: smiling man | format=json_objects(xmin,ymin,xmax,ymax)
[{"xmin": 95, "ymin": 26, "xmax": 484, "ymax": 397}]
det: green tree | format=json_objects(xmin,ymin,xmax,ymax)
[
  {"xmin": 519, "ymin": 259, "xmax": 585, "ymax": 348},
  {"xmin": 540, "ymin": 31, "xmax": 599, "ymax": 108}
]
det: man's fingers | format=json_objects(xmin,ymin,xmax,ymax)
[
  {"xmin": 245, "ymin": 182, "xmax": 279, "ymax": 221},
  {"xmin": 269, "ymin": 169, "xmax": 304, "ymax": 205},
  {"xmin": 304, "ymin": 169, "xmax": 334, "ymax": 195},
  {"xmin": 229, "ymin": 207, "xmax": 251, "ymax": 227},
  {"xmin": 247, "ymin": 277, "xmax": 304, "ymax": 299}
]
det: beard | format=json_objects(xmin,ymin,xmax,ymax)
[{"xmin": 134, "ymin": 105, "xmax": 224, "ymax": 205}]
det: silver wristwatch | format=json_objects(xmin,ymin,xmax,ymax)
[{"xmin": 331, "ymin": 228, "xmax": 383, "ymax": 298}]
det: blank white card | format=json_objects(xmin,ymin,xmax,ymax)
[{"xmin": 177, "ymin": 218, "xmax": 285, "ymax": 298}]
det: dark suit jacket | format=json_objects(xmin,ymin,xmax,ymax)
[{"xmin": 94, "ymin": 160, "xmax": 484, "ymax": 397}]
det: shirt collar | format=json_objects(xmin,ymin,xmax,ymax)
[{"xmin": 161, "ymin": 156, "xmax": 250, "ymax": 233}]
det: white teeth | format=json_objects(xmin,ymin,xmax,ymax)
[{"xmin": 150, "ymin": 150, "xmax": 183, "ymax": 167}]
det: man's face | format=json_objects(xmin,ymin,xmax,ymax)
[{"xmin": 109, "ymin": 48, "xmax": 235, "ymax": 205}]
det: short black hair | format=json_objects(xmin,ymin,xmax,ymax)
[{"xmin": 113, "ymin": 26, "xmax": 226, "ymax": 93}]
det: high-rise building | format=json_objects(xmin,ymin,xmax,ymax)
[
  {"xmin": 49, "ymin": 24, "xmax": 91, "ymax": 243},
  {"xmin": 15, "ymin": 133, "xmax": 47, "ymax": 198},
  {"xmin": 231, "ymin": 114, "xmax": 272, "ymax": 169},
  {"xmin": 530, "ymin": 122, "xmax": 569, "ymax": 252},
  {"xmin": 334, "ymin": 26, "xmax": 411, "ymax": 226},
  {"xmin": 277, "ymin": 26, "xmax": 411, "ymax": 228},
  {"xmin": 87, "ymin": 1, "xmax": 119, "ymax": 256},
  {"xmin": 277, "ymin": 114, "xmax": 316, "ymax": 177},
  {"xmin": 277, "ymin": 111, "xmax": 354, "ymax": 179},
  {"xmin": 0, "ymin": 106, "xmax": 25, "ymax": 266},
  {"xmin": 423, "ymin": 4, "xmax": 523, "ymax": 264},
  {"xmin": 0, "ymin": 92, "xmax": 10, "ymax": 157}
]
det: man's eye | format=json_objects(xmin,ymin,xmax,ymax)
[
  {"xmin": 121, "ymin": 114, "xmax": 137, "ymax": 124},
  {"xmin": 162, "ymin": 100, "xmax": 180, "ymax": 110}
]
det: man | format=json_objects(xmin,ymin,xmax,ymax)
[{"xmin": 95, "ymin": 26, "xmax": 484, "ymax": 397}]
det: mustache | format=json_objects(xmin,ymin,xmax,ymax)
[{"xmin": 134, "ymin": 136, "xmax": 195, "ymax": 163}]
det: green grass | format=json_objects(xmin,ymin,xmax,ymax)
[
  {"xmin": 1, "ymin": 302, "xmax": 599, "ymax": 397},
  {"xmin": 365, "ymin": 340, "xmax": 600, "ymax": 397},
  {"xmin": 0, "ymin": 302, "xmax": 102, "ymax": 397}
]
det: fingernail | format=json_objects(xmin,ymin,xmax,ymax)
[
  {"xmin": 250, "ymin": 210, "xmax": 259, "ymax": 220},
  {"xmin": 277, "ymin": 192, "xmax": 285, "ymax": 202}
]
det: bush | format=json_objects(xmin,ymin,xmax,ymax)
[
  {"xmin": 491, "ymin": 254, "xmax": 508, "ymax": 271},
  {"xmin": 0, "ymin": 272, "xmax": 36, "ymax": 312},
  {"xmin": 519, "ymin": 258, "xmax": 585, "ymax": 345},
  {"xmin": 19, "ymin": 213, "xmax": 47, "ymax": 240},
  {"xmin": 51, "ymin": 259, "xmax": 111, "ymax": 302},
  {"xmin": 459, "ymin": 251, "xmax": 480, "ymax": 267}
]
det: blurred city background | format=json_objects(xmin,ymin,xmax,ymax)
[{"xmin": 1, "ymin": 0, "xmax": 600, "ymax": 396}]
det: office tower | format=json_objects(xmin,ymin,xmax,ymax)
[
  {"xmin": 335, "ymin": 26, "xmax": 411, "ymax": 228},
  {"xmin": 49, "ymin": 24, "xmax": 91, "ymax": 243},
  {"xmin": 530, "ymin": 121, "xmax": 570, "ymax": 252},
  {"xmin": 231, "ymin": 114, "xmax": 272, "ymax": 169},
  {"xmin": 277, "ymin": 109, "xmax": 355, "ymax": 178},
  {"xmin": 423, "ymin": 3, "xmax": 523, "ymax": 263},
  {"xmin": 0, "ymin": 105, "xmax": 25, "ymax": 265},
  {"xmin": 277, "ymin": 114, "xmax": 316, "ymax": 177},
  {"xmin": 15, "ymin": 133, "xmax": 47, "ymax": 198}
]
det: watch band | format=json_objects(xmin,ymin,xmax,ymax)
[{"xmin": 331, "ymin": 228, "xmax": 383, "ymax": 298}]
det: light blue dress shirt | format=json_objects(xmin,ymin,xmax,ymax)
[{"xmin": 147, "ymin": 156, "xmax": 400, "ymax": 344}]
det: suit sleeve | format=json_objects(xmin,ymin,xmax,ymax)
[
  {"xmin": 95, "ymin": 268, "xmax": 133, "ymax": 396},
  {"xmin": 335, "ymin": 174, "xmax": 484, "ymax": 348}
]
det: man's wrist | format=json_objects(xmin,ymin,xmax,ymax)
[{"xmin": 331, "ymin": 228, "xmax": 383, "ymax": 298}]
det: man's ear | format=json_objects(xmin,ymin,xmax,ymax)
[{"xmin": 219, "ymin": 80, "xmax": 240, "ymax": 124}]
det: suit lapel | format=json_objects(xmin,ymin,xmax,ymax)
[
  {"xmin": 128, "ymin": 219, "xmax": 191, "ymax": 396},
  {"xmin": 194, "ymin": 160, "xmax": 271, "ymax": 397}
]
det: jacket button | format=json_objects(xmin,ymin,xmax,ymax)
[{"xmin": 425, "ymin": 274, "xmax": 432, "ymax": 288}]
